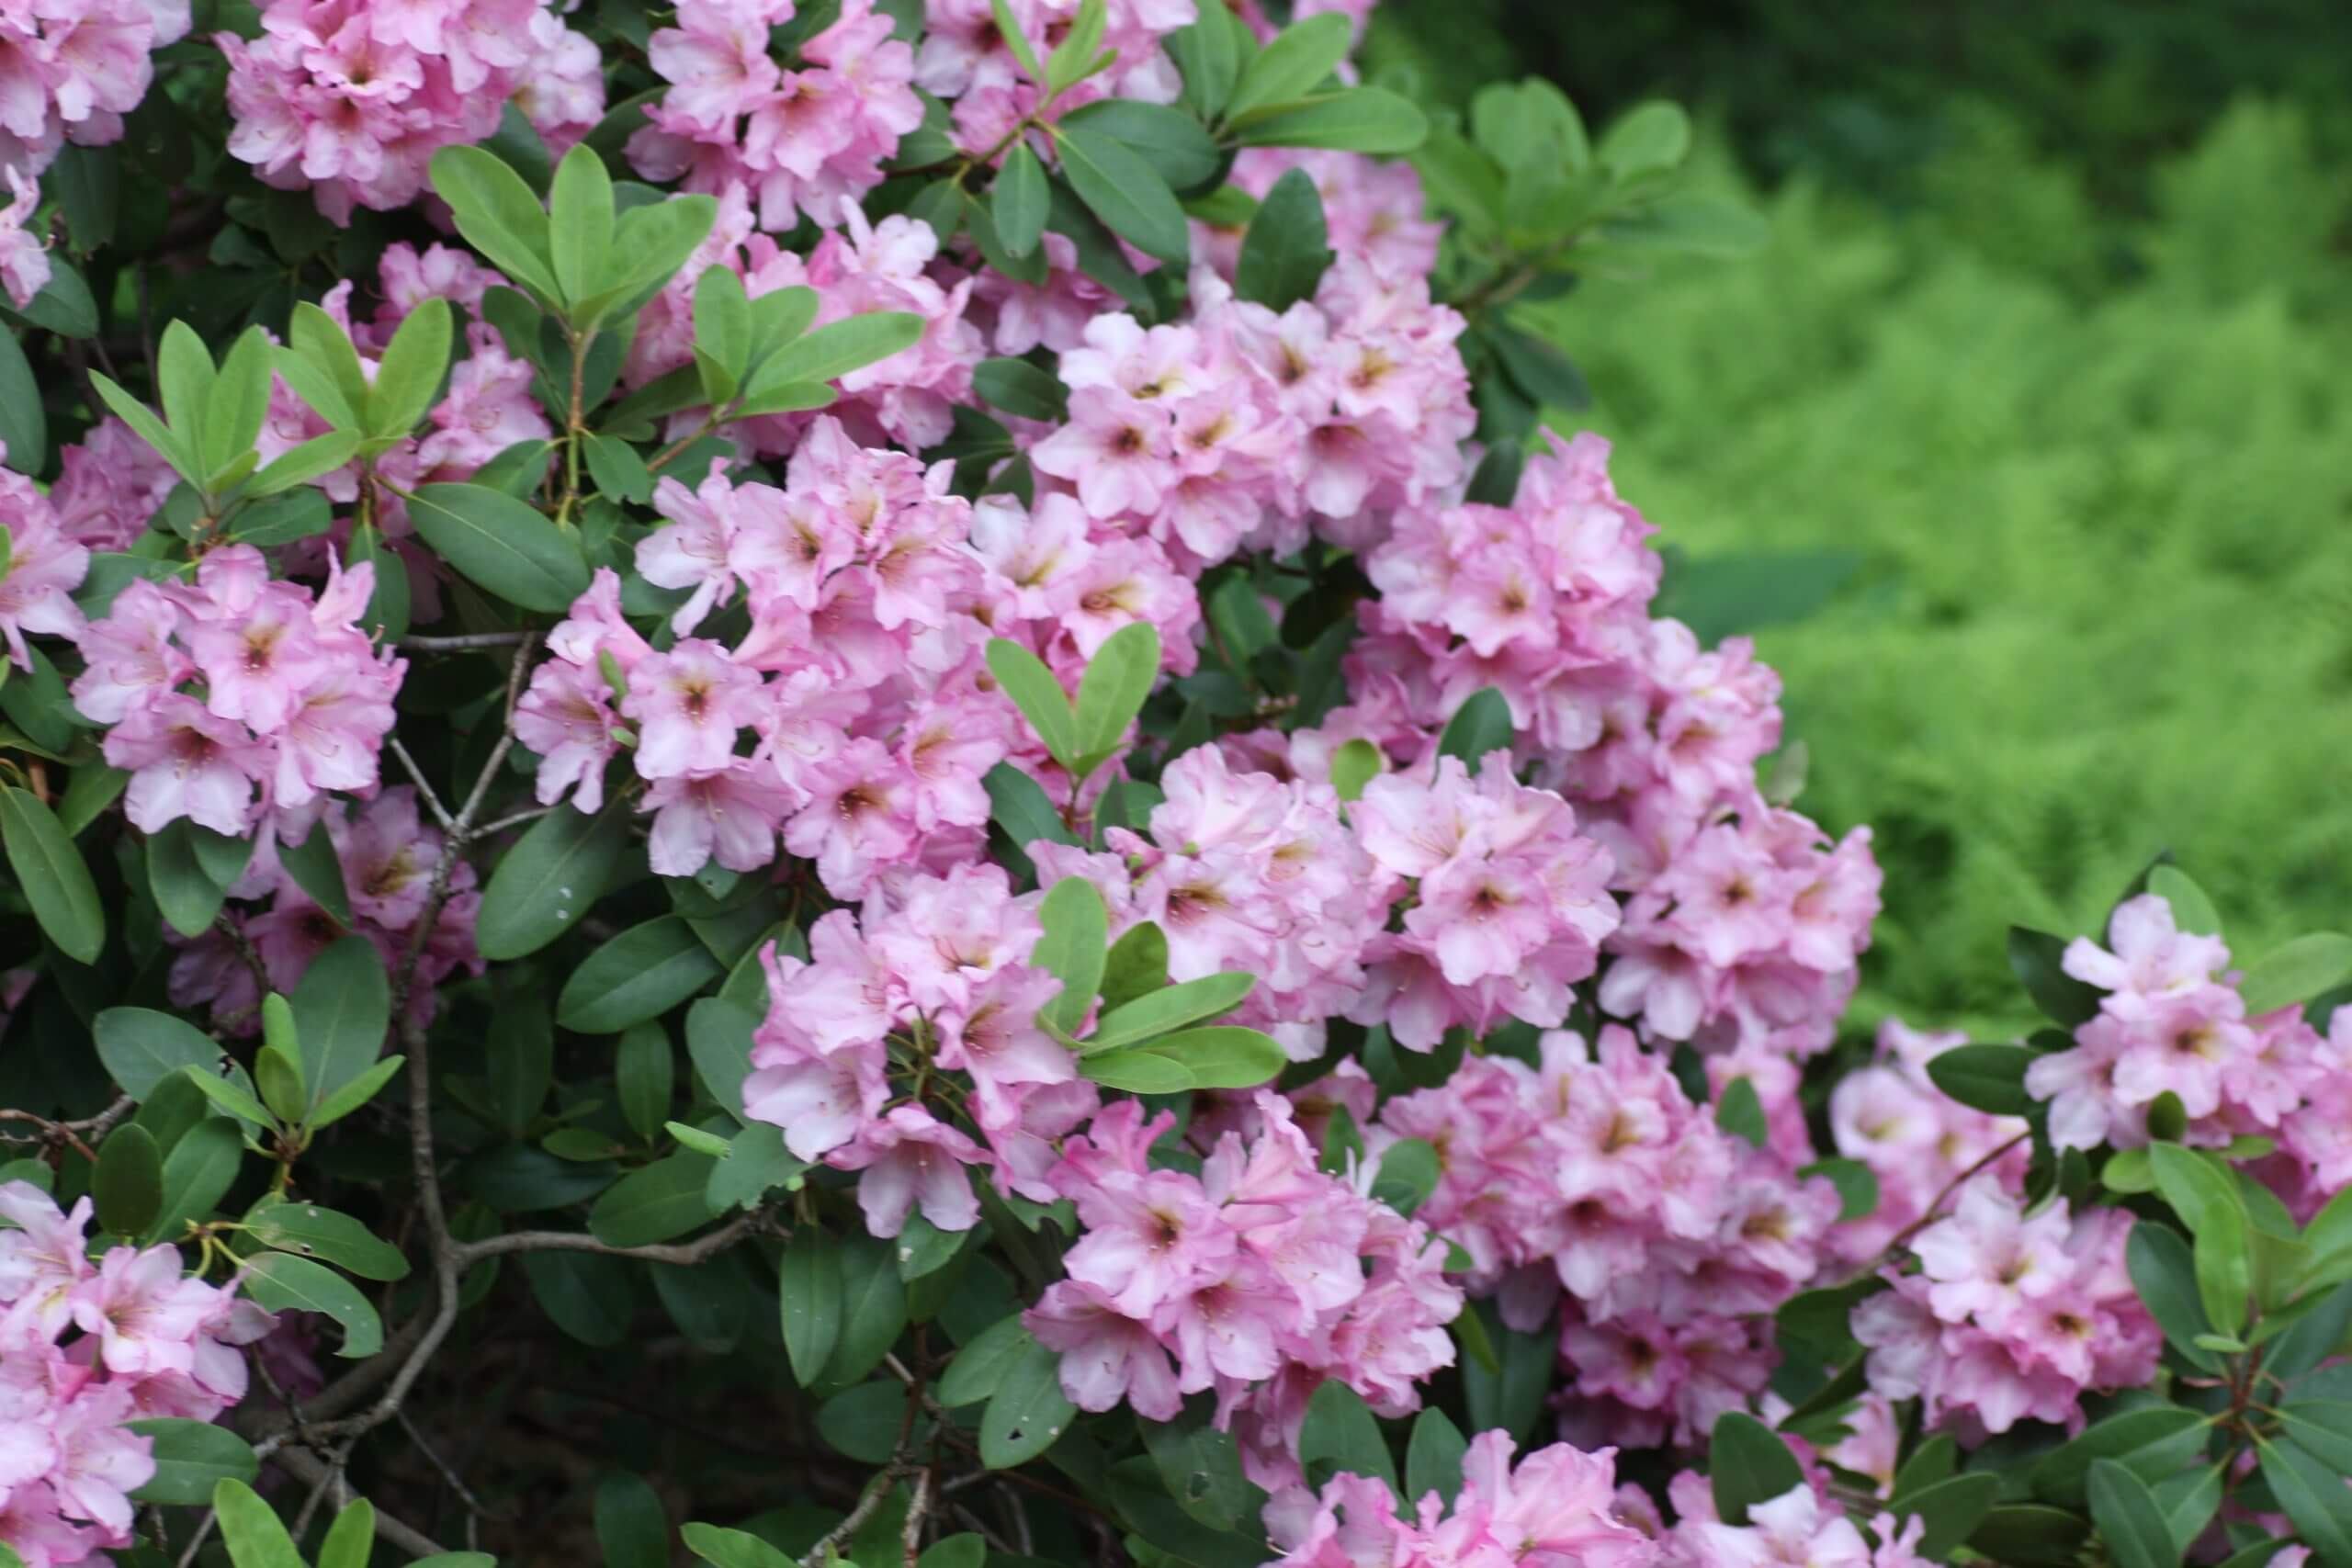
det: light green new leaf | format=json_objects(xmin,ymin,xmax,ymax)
[
  {"xmin": 1087, "ymin": 972, "xmax": 1255, "ymax": 1051},
  {"xmin": 287, "ymin": 303, "xmax": 371, "ymax": 427},
  {"xmin": 1229, "ymin": 88, "xmax": 1430, "ymax": 153},
  {"xmin": 2239, "ymin": 933, "xmax": 2352, "ymax": 1017},
  {"xmin": 368, "ymin": 297, "xmax": 452, "ymax": 437},
  {"xmin": 1036, "ymin": 877, "xmax": 1109, "ymax": 1036},
  {"xmin": 430, "ymin": 144, "xmax": 560, "ymax": 303},
  {"xmin": 246, "ymin": 429, "xmax": 361, "ymax": 496},
  {"xmin": 758, "ymin": 310, "xmax": 925, "ymax": 387},
  {"xmin": 1598, "ymin": 101, "xmax": 1691, "ymax": 179},
  {"xmin": 206, "ymin": 327, "xmax": 274, "ymax": 484},
  {"xmin": 1072, "ymin": 621, "xmax": 1162, "ymax": 773},
  {"xmin": 211, "ymin": 1478, "xmax": 306, "ymax": 1568},
  {"xmin": 1223, "ymin": 13, "xmax": 1351, "ymax": 122},
  {"xmin": 986, "ymin": 637, "xmax": 1079, "ymax": 766}
]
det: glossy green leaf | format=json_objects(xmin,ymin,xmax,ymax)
[
  {"xmin": 242, "ymin": 1252, "xmax": 385, "ymax": 1358},
  {"xmin": 368, "ymin": 297, "xmax": 451, "ymax": 437},
  {"xmin": 759, "ymin": 310, "xmax": 925, "ymax": 386},
  {"xmin": 0, "ymin": 785, "xmax": 102, "ymax": 963},
  {"xmin": 1100, "ymin": 921, "xmax": 1170, "ymax": 1013},
  {"xmin": 1235, "ymin": 168, "xmax": 1333, "ymax": 311},
  {"xmin": 2088, "ymin": 1458, "xmax": 2182, "ymax": 1568},
  {"xmin": 1711, "ymin": 1412, "xmax": 1804, "ymax": 1526},
  {"xmin": 549, "ymin": 143, "xmax": 616, "ymax": 309},
  {"xmin": 1223, "ymin": 13, "xmax": 1350, "ymax": 121},
  {"xmin": 2127, "ymin": 1220, "xmax": 2223, "ymax": 1372},
  {"xmin": 559, "ymin": 917, "xmax": 725, "ymax": 1033},
  {"xmin": 1057, "ymin": 99, "xmax": 1222, "ymax": 189},
  {"xmin": 2008, "ymin": 926, "xmax": 2103, "ymax": 1027},
  {"xmin": 1081, "ymin": 1025, "xmax": 1286, "ymax": 1093},
  {"xmin": 476, "ymin": 795, "xmax": 634, "ymax": 961},
  {"xmin": 986, "ymin": 637, "xmax": 1079, "ymax": 767},
  {"xmin": 1056, "ymin": 126, "xmax": 1190, "ymax": 264},
  {"xmin": 1436, "ymin": 687, "xmax": 1512, "ymax": 766},
  {"xmin": 405, "ymin": 482, "xmax": 589, "ymax": 614},
  {"xmin": 1926, "ymin": 1043, "xmax": 2038, "ymax": 1116},
  {"xmin": 2032, "ymin": 1405, "xmax": 2212, "ymax": 1509},
  {"xmin": 993, "ymin": 142, "xmax": 1049, "ymax": 258},
  {"xmin": 291, "ymin": 935, "xmax": 390, "ymax": 1114},
  {"xmin": 126, "ymin": 1419, "xmax": 260, "ymax": 1506},
  {"xmin": 1073, "ymin": 620, "xmax": 1162, "ymax": 770},
  {"xmin": 588, "ymin": 1152, "xmax": 719, "ymax": 1247},
  {"xmin": 1228, "ymin": 88, "xmax": 1429, "ymax": 153},
  {"xmin": 979, "ymin": 1331, "xmax": 1076, "ymax": 1468},
  {"xmin": 211, "ymin": 1478, "xmax": 305, "ymax": 1568},
  {"xmin": 1298, "ymin": 1379, "xmax": 1396, "ymax": 1493},
  {"xmin": 430, "ymin": 144, "xmax": 560, "ymax": 303},
  {"xmin": 1087, "ymin": 972, "xmax": 1255, "ymax": 1050},
  {"xmin": 248, "ymin": 1200, "xmax": 412, "ymax": 1280}
]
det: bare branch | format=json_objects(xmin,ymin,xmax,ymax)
[
  {"xmin": 394, "ymin": 631, "xmax": 535, "ymax": 652},
  {"xmin": 388, "ymin": 739, "xmax": 458, "ymax": 834},
  {"xmin": 453, "ymin": 1210, "xmax": 768, "ymax": 1267}
]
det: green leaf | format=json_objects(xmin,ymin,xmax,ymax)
[
  {"xmin": 521, "ymin": 1247, "xmax": 634, "ymax": 1346},
  {"xmin": 1166, "ymin": 7, "xmax": 1243, "ymax": 119},
  {"xmin": 0, "ymin": 327, "xmax": 41, "ymax": 475},
  {"xmin": 985, "ymin": 761, "xmax": 1080, "ymax": 871},
  {"xmin": 987, "ymin": 0, "xmax": 1043, "ymax": 81},
  {"xmin": 1405, "ymin": 1407, "xmax": 1468, "ymax": 1507},
  {"xmin": 2127, "ymin": 1221, "xmax": 2223, "ymax": 1372},
  {"xmin": 1224, "ymin": 13, "xmax": 1350, "ymax": 121},
  {"xmin": 780, "ymin": 1225, "xmax": 845, "ymax": 1384},
  {"xmin": 1597, "ymin": 100, "xmax": 1691, "ymax": 179},
  {"xmin": 351, "ymin": 522, "xmax": 410, "ymax": 642},
  {"xmin": 1081, "ymin": 1026, "xmax": 1286, "ymax": 1093},
  {"xmin": 311, "ymin": 1055, "xmax": 404, "ymax": 1130},
  {"xmin": 684, "ymin": 1526, "xmax": 795, "ymax": 1568},
  {"xmin": 759, "ymin": 310, "xmax": 925, "ymax": 386},
  {"xmin": 255, "ymin": 1042, "xmax": 305, "ymax": 1127},
  {"xmin": 1055, "ymin": 126, "xmax": 1191, "ymax": 264},
  {"xmin": 2142, "ymin": 866, "xmax": 2222, "ymax": 936},
  {"xmin": 1100, "ymin": 921, "xmax": 1170, "ymax": 1013},
  {"xmin": 248, "ymin": 1201, "xmax": 411, "ymax": 1280},
  {"xmin": 368, "ymin": 297, "xmax": 451, "ymax": 437},
  {"xmin": 987, "ymin": 637, "xmax": 1079, "ymax": 767},
  {"xmin": 287, "ymin": 303, "xmax": 371, "ymax": 428},
  {"xmin": 154, "ymin": 321, "xmax": 214, "ymax": 479},
  {"xmin": 1144, "ymin": 1400, "xmax": 1248, "ymax": 1529},
  {"xmin": 1087, "ymin": 972, "xmax": 1255, "ymax": 1050},
  {"xmin": 1371, "ymin": 1137, "xmax": 1440, "ymax": 1217},
  {"xmin": 685, "ymin": 996, "xmax": 760, "ymax": 1121},
  {"xmin": 1298, "ymin": 1380, "xmax": 1396, "ymax": 1494},
  {"xmin": 2032, "ymin": 1406, "xmax": 2213, "ymax": 1510},
  {"xmin": 1228, "ymin": 88, "xmax": 1429, "ymax": 153},
  {"xmin": 1042, "ymin": 0, "xmax": 1104, "ymax": 93},
  {"xmin": 1711, "ymin": 1411, "xmax": 1804, "ymax": 1526},
  {"xmin": 2008, "ymin": 926, "xmax": 2103, "ymax": 1027},
  {"xmin": 1716, "ymin": 1076, "xmax": 1769, "ymax": 1146},
  {"xmin": 1489, "ymin": 326, "xmax": 1592, "ymax": 412},
  {"xmin": 317, "ymin": 1499, "xmax": 376, "ymax": 1568},
  {"xmin": 1436, "ymin": 687, "xmax": 1512, "ymax": 767},
  {"xmin": 1072, "ymin": 620, "xmax": 1162, "ymax": 771},
  {"xmin": 588, "ymin": 1151, "xmax": 719, "ymax": 1247},
  {"xmin": 476, "ymin": 795, "xmax": 634, "ymax": 961},
  {"xmin": 2088, "ymin": 1458, "xmax": 2183, "ymax": 1568},
  {"xmin": 972, "ymin": 356, "xmax": 1069, "ymax": 423},
  {"xmin": 1796, "ymin": 1157, "xmax": 1881, "ymax": 1222},
  {"xmin": 559, "ymin": 917, "xmax": 725, "ymax": 1033},
  {"xmin": 821, "ymin": 1234, "xmax": 908, "ymax": 1385},
  {"xmin": 616, "ymin": 1021, "xmax": 676, "ymax": 1141},
  {"xmin": 1330, "ymin": 738, "xmax": 1384, "ymax": 803},
  {"xmin": 994, "ymin": 143, "xmax": 1049, "ymax": 258},
  {"xmin": 212, "ymin": 1478, "xmax": 305, "ymax": 1568},
  {"xmin": 1926, "ymin": 1043, "xmax": 2038, "ymax": 1116},
  {"xmin": 89, "ymin": 368, "xmax": 188, "ymax": 481},
  {"xmin": 1235, "ymin": 168, "xmax": 1332, "ymax": 311},
  {"xmin": 204, "ymin": 327, "xmax": 274, "ymax": 483},
  {"xmin": 1967, "ymin": 1506, "xmax": 2093, "ymax": 1568},
  {"xmin": 95, "ymin": 1124, "xmax": 163, "ymax": 1237},
  {"xmin": 148, "ymin": 1119, "xmax": 243, "ymax": 1244},
  {"xmin": 939, "ymin": 1311, "xmax": 1032, "ymax": 1407},
  {"xmin": 1898, "ymin": 1473, "xmax": 2001, "ymax": 1561},
  {"xmin": 290, "ymin": 935, "xmax": 390, "ymax": 1114},
  {"xmin": 595, "ymin": 1472, "xmax": 668, "ymax": 1568},
  {"xmin": 916, "ymin": 1537, "xmax": 985, "ymax": 1568},
  {"xmin": 2238, "ymin": 933, "xmax": 2352, "ymax": 1017},
  {"xmin": 2151, "ymin": 1145, "xmax": 2252, "ymax": 1335},
  {"xmin": 1036, "ymin": 877, "xmax": 1110, "ymax": 1037},
  {"xmin": 980, "ymin": 1332, "xmax": 1076, "ymax": 1468},
  {"xmin": 241, "ymin": 1252, "xmax": 385, "ymax": 1358},
  {"xmin": 126, "ymin": 1419, "xmax": 260, "ymax": 1506},
  {"xmin": 549, "ymin": 143, "xmax": 616, "ymax": 310},
  {"xmin": 1057, "ymin": 99, "xmax": 1222, "ymax": 190},
  {"xmin": 181, "ymin": 1064, "xmax": 275, "ymax": 1129},
  {"xmin": 431, "ymin": 144, "xmax": 561, "ymax": 303},
  {"xmin": 2263, "ymin": 1280, "xmax": 2352, "ymax": 1382},
  {"xmin": 706, "ymin": 1122, "xmax": 806, "ymax": 1211},
  {"xmin": 694, "ymin": 264, "xmax": 751, "ymax": 390},
  {"xmin": 1045, "ymin": 178, "xmax": 1154, "ymax": 316},
  {"xmin": 404, "ymin": 481, "xmax": 590, "ymax": 614},
  {"xmin": 576, "ymin": 192, "xmax": 719, "ymax": 326},
  {"xmin": 0, "ymin": 785, "xmax": 103, "ymax": 963}
]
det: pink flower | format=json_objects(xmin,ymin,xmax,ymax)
[
  {"xmin": 621, "ymin": 639, "xmax": 766, "ymax": 779},
  {"xmin": 103, "ymin": 694, "xmax": 267, "ymax": 835}
]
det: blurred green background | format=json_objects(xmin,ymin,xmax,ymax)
[{"xmin": 1368, "ymin": 0, "xmax": 2352, "ymax": 1036}]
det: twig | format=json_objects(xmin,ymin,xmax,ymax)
[
  {"xmin": 393, "ymin": 632, "xmax": 535, "ymax": 652},
  {"xmin": 901, "ymin": 1466, "xmax": 933, "ymax": 1568},
  {"xmin": 469, "ymin": 805, "xmax": 552, "ymax": 840},
  {"xmin": 799, "ymin": 1466, "xmax": 910, "ymax": 1568},
  {"xmin": 0, "ymin": 1109, "xmax": 96, "ymax": 1162},
  {"xmin": 453, "ymin": 1210, "xmax": 767, "ymax": 1267},
  {"xmin": 388, "ymin": 739, "xmax": 458, "ymax": 834},
  {"xmin": 399, "ymin": 1406, "xmax": 502, "ymax": 1529},
  {"xmin": 269, "ymin": 1444, "xmax": 447, "ymax": 1558},
  {"xmin": 1836, "ymin": 1130, "xmax": 2031, "ymax": 1288}
]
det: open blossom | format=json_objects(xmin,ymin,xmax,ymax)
[
  {"xmin": 0, "ymin": 458, "xmax": 87, "ymax": 670},
  {"xmin": 0, "ymin": 1183, "xmax": 273, "ymax": 1565},
  {"xmin": 1028, "ymin": 1095, "xmax": 1462, "ymax": 1486},
  {"xmin": 1261, "ymin": 1430, "xmax": 1655, "ymax": 1568},
  {"xmin": 1825, "ymin": 1021, "xmax": 2030, "ymax": 1264},
  {"xmin": 0, "ymin": 0, "xmax": 188, "ymax": 182}
]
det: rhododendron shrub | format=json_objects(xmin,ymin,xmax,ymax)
[{"xmin": 0, "ymin": 4, "xmax": 2348, "ymax": 1568}]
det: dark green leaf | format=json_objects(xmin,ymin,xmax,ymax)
[
  {"xmin": 2032, "ymin": 1406, "xmax": 2212, "ymax": 1510},
  {"xmin": 94, "ymin": 1124, "xmax": 162, "ymax": 1237},
  {"xmin": 686, "ymin": 996, "xmax": 760, "ymax": 1121},
  {"xmin": 559, "ymin": 917, "xmax": 724, "ymax": 1033},
  {"xmin": 594, "ymin": 1472, "xmax": 667, "ymax": 1568},
  {"xmin": 1716, "ymin": 1076, "xmax": 1769, "ymax": 1146},
  {"xmin": 1228, "ymin": 89, "xmax": 1429, "ymax": 153},
  {"xmin": 1100, "ymin": 922, "xmax": 1170, "ymax": 1013},
  {"xmin": 588, "ymin": 1152, "xmax": 719, "ymax": 1247},
  {"xmin": 0, "ymin": 785, "xmax": 103, "ymax": 963},
  {"xmin": 1712, "ymin": 1412, "xmax": 1805, "ymax": 1526},
  {"xmin": 2128, "ymin": 1221, "xmax": 2222, "ymax": 1372},
  {"xmin": 822, "ymin": 1235, "xmax": 908, "ymax": 1386},
  {"xmin": 1298, "ymin": 1380, "xmax": 1396, "ymax": 1494},
  {"xmin": 938, "ymin": 1312, "xmax": 1032, "ymax": 1408},
  {"xmin": 1144, "ymin": 1400, "xmax": 1248, "ymax": 1529},
  {"xmin": 1436, "ymin": 687, "xmax": 1512, "ymax": 767},
  {"xmin": 2008, "ymin": 926, "xmax": 2103, "ymax": 1027},
  {"xmin": 1405, "ymin": 1407, "xmax": 1468, "ymax": 1507},
  {"xmin": 1223, "ymin": 13, "xmax": 1350, "ymax": 120},
  {"xmin": 241, "ymin": 1253, "xmax": 384, "ymax": 1358},
  {"xmin": 0, "ymin": 328, "xmax": 45, "ymax": 475},
  {"xmin": 1057, "ymin": 99, "xmax": 1222, "ymax": 189},
  {"xmin": 404, "ymin": 482, "xmax": 589, "ymax": 614},
  {"xmin": 972, "ymin": 356, "xmax": 1069, "ymax": 423},
  {"xmin": 126, "ymin": 1419, "xmax": 259, "ymax": 1506},
  {"xmin": 1234, "ymin": 168, "xmax": 1333, "ymax": 311},
  {"xmin": 1926, "ymin": 1043, "xmax": 2038, "ymax": 1116},
  {"xmin": 95, "ymin": 1008, "xmax": 222, "ymax": 1100},
  {"xmin": 2088, "ymin": 1458, "xmax": 2183, "ymax": 1568},
  {"xmin": 1371, "ymin": 1137, "xmax": 1440, "ymax": 1217},
  {"xmin": 1796, "ymin": 1157, "xmax": 1880, "ymax": 1222},
  {"xmin": 1898, "ymin": 1473, "xmax": 2000, "ymax": 1561},
  {"xmin": 993, "ymin": 143, "xmax": 1048, "ymax": 257},
  {"xmin": 1055, "ymin": 126, "xmax": 1190, "ymax": 264},
  {"xmin": 521, "ymin": 1247, "xmax": 635, "ymax": 1346},
  {"xmin": 980, "ymin": 1332, "xmax": 1077, "ymax": 1468},
  {"xmin": 290, "ymin": 935, "xmax": 390, "ymax": 1114},
  {"xmin": 248, "ymin": 1201, "xmax": 410, "ymax": 1280},
  {"xmin": 476, "ymin": 796, "xmax": 634, "ymax": 961},
  {"xmin": 1460, "ymin": 1301, "xmax": 1550, "ymax": 1443}
]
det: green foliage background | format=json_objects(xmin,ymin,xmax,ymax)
[{"xmin": 1370, "ymin": 5, "xmax": 2352, "ymax": 1038}]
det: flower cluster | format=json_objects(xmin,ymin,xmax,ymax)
[
  {"xmin": 1030, "ymin": 262, "xmax": 1476, "ymax": 573},
  {"xmin": 2028, "ymin": 893, "xmax": 2338, "ymax": 1165},
  {"xmin": 167, "ymin": 787, "xmax": 482, "ymax": 1032},
  {"xmin": 0, "ymin": 0, "xmax": 188, "ymax": 181},
  {"xmin": 523, "ymin": 414, "xmax": 1199, "ymax": 895},
  {"xmin": 1026, "ymin": 1096, "xmax": 1462, "ymax": 1488},
  {"xmin": 1851, "ymin": 1178, "xmax": 2160, "ymax": 1439},
  {"xmin": 919, "ymin": 0, "xmax": 1193, "ymax": 153},
  {"xmin": 1348, "ymin": 751, "xmax": 1620, "ymax": 1051},
  {"xmin": 741, "ymin": 862, "xmax": 1094, "ymax": 1233},
  {"xmin": 1343, "ymin": 432, "xmax": 1882, "ymax": 1060},
  {"xmin": 217, "ymin": 0, "xmax": 603, "ymax": 223},
  {"xmin": 0, "ymin": 171, "xmax": 49, "ymax": 310},
  {"xmin": 1374, "ymin": 1027, "xmax": 1839, "ymax": 1449},
  {"xmin": 71, "ymin": 545, "xmax": 404, "ymax": 838},
  {"xmin": 1030, "ymin": 745, "xmax": 1388, "ymax": 1060},
  {"xmin": 1823, "ymin": 1021, "xmax": 2030, "ymax": 1265},
  {"xmin": 48, "ymin": 417, "xmax": 180, "ymax": 555},
  {"xmin": 628, "ymin": 0, "xmax": 922, "ymax": 235},
  {"xmin": 1259, "ymin": 1430, "xmax": 1654, "ymax": 1568},
  {"xmin": 0, "ymin": 1183, "xmax": 273, "ymax": 1568}
]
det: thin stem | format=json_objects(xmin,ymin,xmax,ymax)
[
  {"xmin": 394, "ymin": 632, "xmax": 536, "ymax": 652},
  {"xmin": 388, "ymin": 738, "xmax": 458, "ymax": 834},
  {"xmin": 454, "ymin": 1210, "xmax": 768, "ymax": 1267},
  {"xmin": 1837, "ymin": 1130, "xmax": 2031, "ymax": 1288}
]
